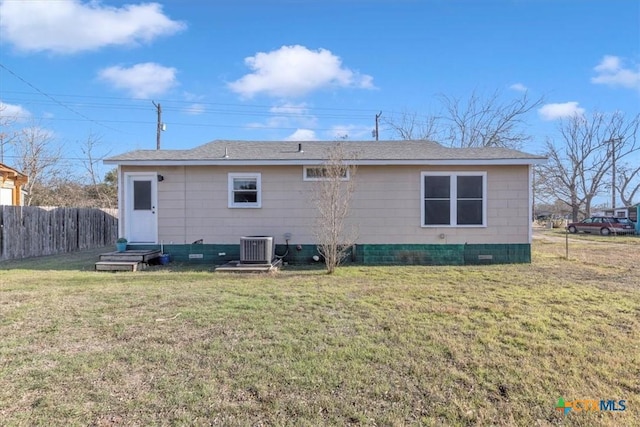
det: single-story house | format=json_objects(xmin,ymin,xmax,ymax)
[
  {"xmin": 104, "ymin": 140, "xmax": 546, "ymax": 265},
  {"xmin": 0, "ymin": 163, "xmax": 28, "ymax": 206}
]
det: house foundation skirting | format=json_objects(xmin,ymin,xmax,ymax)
[{"xmin": 129, "ymin": 243, "xmax": 531, "ymax": 265}]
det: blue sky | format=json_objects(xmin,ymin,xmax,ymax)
[{"xmin": 0, "ymin": 0, "xmax": 638, "ymax": 177}]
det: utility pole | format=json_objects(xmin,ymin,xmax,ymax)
[
  {"xmin": 606, "ymin": 137, "xmax": 623, "ymax": 209},
  {"xmin": 375, "ymin": 111, "xmax": 382, "ymax": 141},
  {"xmin": 152, "ymin": 101, "xmax": 163, "ymax": 150},
  {"xmin": 612, "ymin": 138, "xmax": 616, "ymax": 209}
]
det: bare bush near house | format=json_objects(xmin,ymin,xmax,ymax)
[{"xmin": 312, "ymin": 144, "xmax": 358, "ymax": 274}]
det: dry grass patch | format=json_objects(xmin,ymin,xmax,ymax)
[{"xmin": 0, "ymin": 239, "xmax": 638, "ymax": 426}]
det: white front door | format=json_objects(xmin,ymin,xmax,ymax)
[{"xmin": 125, "ymin": 173, "xmax": 158, "ymax": 243}]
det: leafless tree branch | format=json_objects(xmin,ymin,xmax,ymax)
[{"xmin": 312, "ymin": 144, "xmax": 358, "ymax": 274}]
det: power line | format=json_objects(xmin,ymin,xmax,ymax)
[
  {"xmin": 0, "ymin": 63, "xmax": 123, "ymax": 133},
  {"xmin": 2, "ymin": 94, "xmax": 375, "ymax": 121},
  {"xmin": 0, "ymin": 68, "xmax": 394, "ymax": 138},
  {"xmin": 1, "ymin": 153, "xmax": 112, "ymax": 163},
  {"xmin": 2, "ymin": 89, "xmax": 382, "ymax": 115},
  {"xmin": 16, "ymin": 115, "xmax": 379, "ymax": 133}
]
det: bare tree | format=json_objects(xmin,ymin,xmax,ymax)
[
  {"xmin": 29, "ymin": 171, "xmax": 117, "ymax": 208},
  {"xmin": 610, "ymin": 114, "xmax": 640, "ymax": 207},
  {"xmin": 312, "ymin": 144, "xmax": 358, "ymax": 274},
  {"xmin": 538, "ymin": 111, "xmax": 639, "ymax": 221},
  {"xmin": 383, "ymin": 109, "xmax": 439, "ymax": 141},
  {"xmin": 0, "ymin": 104, "xmax": 18, "ymax": 163},
  {"xmin": 80, "ymin": 132, "xmax": 116, "ymax": 208},
  {"xmin": 30, "ymin": 177, "xmax": 84, "ymax": 206},
  {"xmin": 384, "ymin": 89, "xmax": 543, "ymax": 149},
  {"xmin": 438, "ymin": 90, "xmax": 543, "ymax": 148},
  {"xmin": 618, "ymin": 165, "xmax": 640, "ymax": 207},
  {"xmin": 12, "ymin": 124, "xmax": 63, "ymax": 205}
]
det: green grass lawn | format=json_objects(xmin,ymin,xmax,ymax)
[{"xmin": 1, "ymin": 241, "xmax": 638, "ymax": 426}]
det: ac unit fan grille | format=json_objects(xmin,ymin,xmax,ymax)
[{"xmin": 240, "ymin": 236, "xmax": 275, "ymax": 264}]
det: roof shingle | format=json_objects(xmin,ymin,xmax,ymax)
[{"xmin": 105, "ymin": 140, "xmax": 546, "ymax": 164}]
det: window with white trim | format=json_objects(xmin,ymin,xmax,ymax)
[
  {"xmin": 303, "ymin": 166, "xmax": 350, "ymax": 181},
  {"xmin": 228, "ymin": 173, "xmax": 261, "ymax": 208},
  {"xmin": 421, "ymin": 172, "xmax": 486, "ymax": 227}
]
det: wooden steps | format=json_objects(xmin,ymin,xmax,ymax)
[
  {"xmin": 95, "ymin": 249, "xmax": 161, "ymax": 272},
  {"xmin": 95, "ymin": 261, "xmax": 146, "ymax": 272}
]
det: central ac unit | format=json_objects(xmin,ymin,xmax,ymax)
[{"xmin": 240, "ymin": 236, "xmax": 275, "ymax": 264}]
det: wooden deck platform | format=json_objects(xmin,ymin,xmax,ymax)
[{"xmin": 95, "ymin": 249, "xmax": 161, "ymax": 272}]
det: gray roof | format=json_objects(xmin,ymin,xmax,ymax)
[{"xmin": 104, "ymin": 140, "xmax": 546, "ymax": 166}]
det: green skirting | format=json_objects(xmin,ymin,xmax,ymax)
[
  {"xmin": 361, "ymin": 243, "xmax": 530, "ymax": 265},
  {"xmin": 130, "ymin": 243, "xmax": 531, "ymax": 265}
]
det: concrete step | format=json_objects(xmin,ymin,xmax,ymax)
[{"xmin": 214, "ymin": 259, "xmax": 282, "ymax": 273}]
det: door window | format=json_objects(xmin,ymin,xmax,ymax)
[{"xmin": 133, "ymin": 180, "xmax": 152, "ymax": 210}]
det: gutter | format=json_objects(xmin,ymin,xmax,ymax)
[{"xmin": 104, "ymin": 158, "xmax": 548, "ymax": 167}]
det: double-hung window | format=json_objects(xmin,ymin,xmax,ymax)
[
  {"xmin": 228, "ymin": 173, "xmax": 261, "ymax": 208},
  {"xmin": 421, "ymin": 172, "xmax": 486, "ymax": 227}
]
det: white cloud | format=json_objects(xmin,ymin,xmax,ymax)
[
  {"xmin": 538, "ymin": 102, "xmax": 585, "ymax": 121},
  {"xmin": 247, "ymin": 102, "xmax": 318, "ymax": 131},
  {"xmin": 594, "ymin": 55, "xmax": 621, "ymax": 73},
  {"xmin": 329, "ymin": 124, "xmax": 373, "ymax": 140},
  {"xmin": 591, "ymin": 55, "xmax": 640, "ymax": 91},
  {"xmin": 98, "ymin": 63, "xmax": 178, "ymax": 98},
  {"xmin": 228, "ymin": 45, "xmax": 375, "ymax": 98},
  {"xmin": 182, "ymin": 92, "xmax": 204, "ymax": 102},
  {"xmin": 509, "ymin": 83, "xmax": 528, "ymax": 92},
  {"xmin": 0, "ymin": 101, "xmax": 31, "ymax": 121},
  {"xmin": 285, "ymin": 129, "xmax": 317, "ymax": 141},
  {"xmin": 184, "ymin": 103, "xmax": 205, "ymax": 115},
  {"xmin": 270, "ymin": 102, "xmax": 310, "ymax": 116},
  {"xmin": 0, "ymin": 0, "xmax": 185, "ymax": 54}
]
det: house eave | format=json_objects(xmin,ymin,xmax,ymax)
[{"xmin": 104, "ymin": 158, "xmax": 546, "ymax": 167}]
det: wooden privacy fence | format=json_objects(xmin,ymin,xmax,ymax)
[{"xmin": 0, "ymin": 206, "xmax": 118, "ymax": 261}]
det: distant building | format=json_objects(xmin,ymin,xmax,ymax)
[
  {"xmin": 602, "ymin": 205, "xmax": 639, "ymax": 222},
  {"xmin": 0, "ymin": 163, "xmax": 28, "ymax": 206}
]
